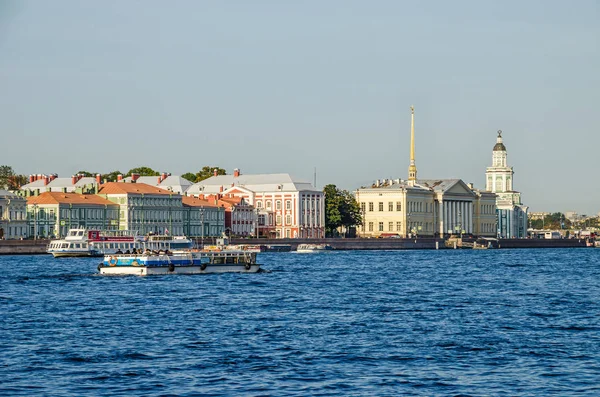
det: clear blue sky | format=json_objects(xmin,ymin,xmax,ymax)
[{"xmin": 1, "ymin": 0, "xmax": 598, "ymax": 214}]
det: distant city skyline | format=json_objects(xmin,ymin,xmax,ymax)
[{"xmin": 1, "ymin": 0, "xmax": 598, "ymax": 214}]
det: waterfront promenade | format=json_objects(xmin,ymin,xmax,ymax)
[{"xmin": 0, "ymin": 237, "xmax": 588, "ymax": 255}]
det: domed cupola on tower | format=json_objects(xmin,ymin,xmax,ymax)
[
  {"xmin": 484, "ymin": 130, "xmax": 528, "ymax": 238},
  {"xmin": 490, "ymin": 130, "xmax": 508, "ymax": 170},
  {"xmin": 493, "ymin": 132, "xmax": 507, "ymax": 152}
]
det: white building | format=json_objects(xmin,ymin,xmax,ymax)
[
  {"xmin": 20, "ymin": 174, "xmax": 99, "ymax": 194},
  {"xmin": 186, "ymin": 168, "xmax": 325, "ymax": 238},
  {"xmin": 485, "ymin": 130, "xmax": 528, "ymax": 238},
  {"xmin": 124, "ymin": 173, "xmax": 194, "ymax": 195},
  {"xmin": 0, "ymin": 190, "xmax": 28, "ymax": 239}
]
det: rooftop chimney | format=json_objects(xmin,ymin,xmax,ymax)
[
  {"xmin": 161, "ymin": 172, "xmax": 167, "ymax": 182},
  {"xmin": 233, "ymin": 168, "xmax": 240, "ymax": 177},
  {"xmin": 131, "ymin": 173, "xmax": 140, "ymax": 182},
  {"xmin": 71, "ymin": 175, "xmax": 77, "ymax": 185},
  {"xmin": 96, "ymin": 174, "xmax": 101, "ymax": 184},
  {"xmin": 213, "ymin": 169, "xmax": 218, "ymax": 177},
  {"xmin": 42, "ymin": 175, "xmax": 49, "ymax": 186},
  {"xmin": 50, "ymin": 174, "xmax": 58, "ymax": 182},
  {"xmin": 117, "ymin": 174, "xmax": 123, "ymax": 182},
  {"xmin": 29, "ymin": 175, "xmax": 34, "ymax": 183},
  {"xmin": 219, "ymin": 185, "xmax": 224, "ymax": 192}
]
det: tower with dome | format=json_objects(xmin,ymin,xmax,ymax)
[{"xmin": 485, "ymin": 131, "xmax": 528, "ymax": 238}]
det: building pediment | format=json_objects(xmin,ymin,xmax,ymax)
[{"xmin": 418, "ymin": 179, "xmax": 476, "ymax": 197}]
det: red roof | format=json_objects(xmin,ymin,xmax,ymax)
[
  {"xmin": 98, "ymin": 182, "xmax": 174, "ymax": 195},
  {"xmin": 182, "ymin": 195, "xmax": 219, "ymax": 208},
  {"xmin": 27, "ymin": 192, "xmax": 117, "ymax": 206}
]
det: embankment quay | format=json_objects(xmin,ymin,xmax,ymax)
[{"xmin": 0, "ymin": 237, "xmax": 589, "ymax": 255}]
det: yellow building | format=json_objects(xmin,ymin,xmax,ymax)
[{"xmin": 355, "ymin": 106, "xmax": 497, "ymax": 238}]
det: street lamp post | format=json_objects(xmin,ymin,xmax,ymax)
[
  {"xmin": 255, "ymin": 208, "xmax": 260, "ymax": 239},
  {"xmin": 199, "ymin": 208, "xmax": 205, "ymax": 248},
  {"xmin": 33, "ymin": 204, "xmax": 38, "ymax": 240}
]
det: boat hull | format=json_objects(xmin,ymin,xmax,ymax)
[
  {"xmin": 99, "ymin": 250, "xmax": 260, "ymax": 276},
  {"xmin": 52, "ymin": 251, "xmax": 102, "ymax": 258},
  {"xmin": 99, "ymin": 263, "xmax": 260, "ymax": 276}
]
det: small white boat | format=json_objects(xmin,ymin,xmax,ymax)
[{"xmin": 296, "ymin": 243, "xmax": 333, "ymax": 253}]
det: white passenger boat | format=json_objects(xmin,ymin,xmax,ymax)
[
  {"xmin": 98, "ymin": 248, "xmax": 260, "ymax": 275},
  {"xmin": 296, "ymin": 243, "xmax": 333, "ymax": 253},
  {"xmin": 98, "ymin": 235, "xmax": 261, "ymax": 275},
  {"xmin": 47, "ymin": 228, "xmax": 193, "ymax": 258}
]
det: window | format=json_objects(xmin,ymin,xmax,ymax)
[
  {"xmin": 276, "ymin": 215, "xmax": 282, "ymax": 225},
  {"xmin": 368, "ymin": 222, "xmax": 373, "ymax": 232},
  {"xmin": 379, "ymin": 202, "xmax": 383, "ymax": 211},
  {"xmin": 257, "ymin": 201, "xmax": 262, "ymax": 209},
  {"xmin": 388, "ymin": 222, "xmax": 393, "ymax": 231},
  {"xmin": 389, "ymin": 202, "xmax": 394, "ymax": 211},
  {"xmin": 285, "ymin": 215, "xmax": 291, "ymax": 225},
  {"xmin": 286, "ymin": 201, "xmax": 291, "ymax": 210},
  {"xmin": 369, "ymin": 202, "xmax": 374, "ymax": 212},
  {"xmin": 396, "ymin": 202, "xmax": 401, "ymax": 211},
  {"xmin": 361, "ymin": 203, "xmax": 366, "ymax": 213},
  {"xmin": 276, "ymin": 200, "xmax": 281, "ymax": 210},
  {"xmin": 266, "ymin": 201, "xmax": 272, "ymax": 209},
  {"xmin": 397, "ymin": 222, "xmax": 402, "ymax": 231},
  {"xmin": 378, "ymin": 222, "xmax": 384, "ymax": 231}
]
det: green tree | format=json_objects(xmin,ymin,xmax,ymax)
[
  {"xmin": 181, "ymin": 172, "xmax": 196, "ymax": 183},
  {"xmin": 9, "ymin": 174, "xmax": 27, "ymax": 190},
  {"xmin": 323, "ymin": 184, "xmax": 362, "ymax": 237},
  {"xmin": 76, "ymin": 171, "xmax": 96, "ymax": 177},
  {"xmin": 126, "ymin": 166, "xmax": 160, "ymax": 176},
  {"xmin": 192, "ymin": 166, "xmax": 227, "ymax": 182},
  {"xmin": 530, "ymin": 212, "xmax": 570, "ymax": 230},
  {"xmin": 0, "ymin": 165, "xmax": 16, "ymax": 189},
  {"xmin": 101, "ymin": 170, "xmax": 123, "ymax": 182}
]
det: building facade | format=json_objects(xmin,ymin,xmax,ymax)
[
  {"xmin": 0, "ymin": 190, "xmax": 28, "ymax": 239},
  {"xmin": 485, "ymin": 131, "xmax": 528, "ymax": 238},
  {"xmin": 186, "ymin": 169, "xmax": 325, "ymax": 238},
  {"xmin": 97, "ymin": 182, "xmax": 185, "ymax": 236},
  {"xmin": 181, "ymin": 195, "xmax": 225, "ymax": 239},
  {"xmin": 356, "ymin": 179, "xmax": 497, "ymax": 238},
  {"xmin": 26, "ymin": 192, "xmax": 119, "ymax": 238}
]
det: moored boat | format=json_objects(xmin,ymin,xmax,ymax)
[
  {"xmin": 47, "ymin": 228, "xmax": 193, "ymax": 258},
  {"xmin": 296, "ymin": 243, "xmax": 333, "ymax": 253}
]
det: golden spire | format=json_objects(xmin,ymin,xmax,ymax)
[{"xmin": 408, "ymin": 105, "xmax": 417, "ymax": 181}]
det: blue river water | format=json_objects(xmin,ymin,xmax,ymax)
[{"xmin": 1, "ymin": 248, "xmax": 599, "ymax": 396}]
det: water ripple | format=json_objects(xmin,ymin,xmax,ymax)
[{"xmin": 0, "ymin": 249, "xmax": 599, "ymax": 396}]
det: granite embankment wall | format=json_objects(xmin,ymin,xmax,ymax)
[
  {"xmin": 0, "ymin": 237, "xmax": 588, "ymax": 255},
  {"xmin": 0, "ymin": 239, "xmax": 51, "ymax": 255},
  {"xmin": 228, "ymin": 237, "xmax": 588, "ymax": 250}
]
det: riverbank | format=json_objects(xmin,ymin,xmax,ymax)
[{"xmin": 0, "ymin": 237, "xmax": 589, "ymax": 255}]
